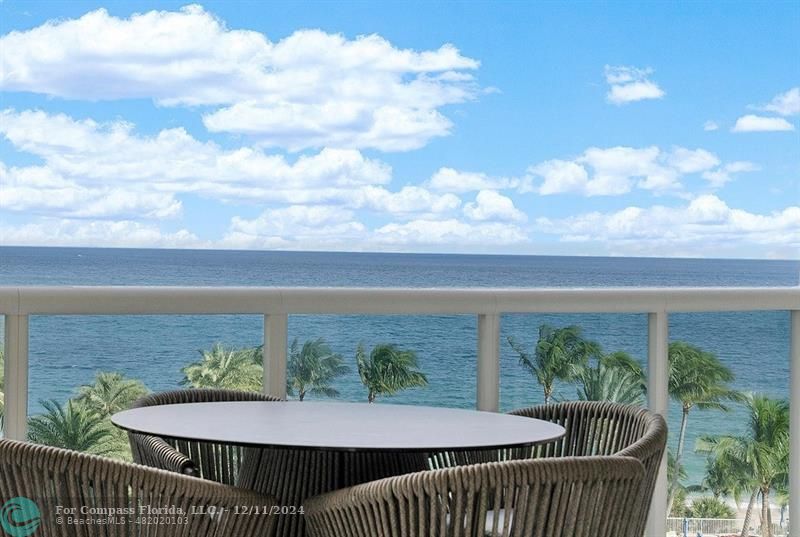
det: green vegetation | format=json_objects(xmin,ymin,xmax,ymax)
[
  {"xmin": 687, "ymin": 496, "xmax": 736, "ymax": 518},
  {"xmin": 667, "ymin": 341, "xmax": 743, "ymax": 510},
  {"xmin": 698, "ymin": 394, "xmax": 789, "ymax": 537},
  {"xmin": 670, "ymin": 491, "xmax": 736, "ymax": 520},
  {"xmin": 28, "ymin": 399, "xmax": 113, "ymax": 455},
  {"xmin": 181, "ymin": 343, "xmax": 263, "ymax": 391},
  {"xmin": 508, "ymin": 325, "xmax": 601, "ymax": 404},
  {"xmin": 576, "ymin": 359, "xmax": 644, "ymax": 405},
  {"xmin": 670, "ymin": 487, "xmax": 690, "ymax": 517},
  {"xmin": 77, "ymin": 372, "xmax": 148, "ymax": 416},
  {"xmin": 356, "ymin": 343, "xmax": 427, "ymax": 403},
  {"xmin": 26, "ymin": 372, "xmax": 149, "ymax": 459},
  {"xmin": 509, "ymin": 326, "xmax": 645, "ymax": 405},
  {"xmin": 287, "ymin": 338, "xmax": 348, "ymax": 401},
  {"xmin": 76, "ymin": 372, "xmax": 149, "ymax": 459}
]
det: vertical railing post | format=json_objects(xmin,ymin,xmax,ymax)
[
  {"xmin": 647, "ymin": 311, "xmax": 669, "ymax": 537},
  {"xmin": 790, "ymin": 310, "xmax": 799, "ymax": 537},
  {"xmin": 4, "ymin": 314, "xmax": 29, "ymax": 440},
  {"xmin": 477, "ymin": 314, "xmax": 500, "ymax": 412},
  {"xmin": 263, "ymin": 314, "xmax": 288, "ymax": 400}
]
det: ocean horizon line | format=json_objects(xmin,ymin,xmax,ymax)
[{"xmin": 1, "ymin": 245, "xmax": 797, "ymax": 263}]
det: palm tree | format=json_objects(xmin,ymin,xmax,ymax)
[
  {"xmin": 688, "ymin": 497, "xmax": 735, "ymax": 518},
  {"xmin": 76, "ymin": 372, "xmax": 148, "ymax": 417},
  {"xmin": 601, "ymin": 351, "xmax": 647, "ymax": 392},
  {"xmin": 181, "ymin": 343, "xmax": 263, "ymax": 391},
  {"xmin": 690, "ymin": 455, "xmax": 747, "ymax": 500},
  {"xmin": 668, "ymin": 341, "xmax": 743, "ymax": 507},
  {"xmin": 287, "ymin": 338, "xmax": 348, "ymax": 401},
  {"xmin": 667, "ymin": 449, "xmax": 690, "ymax": 517},
  {"xmin": 508, "ymin": 324, "xmax": 600, "ymax": 404},
  {"xmin": 74, "ymin": 372, "xmax": 149, "ymax": 460},
  {"xmin": 355, "ymin": 343, "xmax": 427, "ymax": 403},
  {"xmin": 697, "ymin": 395, "xmax": 789, "ymax": 537},
  {"xmin": 28, "ymin": 399, "xmax": 112, "ymax": 455},
  {"xmin": 576, "ymin": 362, "xmax": 644, "ymax": 404}
]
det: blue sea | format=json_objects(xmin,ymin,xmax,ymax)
[{"xmin": 1, "ymin": 246, "xmax": 798, "ymax": 484}]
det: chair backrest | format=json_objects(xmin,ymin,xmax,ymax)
[
  {"xmin": 306, "ymin": 455, "xmax": 646, "ymax": 537},
  {"xmin": 516, "ymin": 402, "xmax": 666, "ymax": 537},
  {"xmin": 428, "ymin": 402, "xmax": 666, "ymax": 537},
  {"xmin": 0, "ymin": 438, "xmax": 277, "ymax": 537},
  {"xmin": 128, "ymin": 388, "xmax": 280, "ymax": 484}
]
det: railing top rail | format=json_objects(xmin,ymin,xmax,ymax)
[{"xmin": 0, "ymin": 286, "xmax": 797, "ymax": 315}]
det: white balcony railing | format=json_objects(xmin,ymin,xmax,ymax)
[{"xmin": 1, "ymin": 285, "xmax": 799, "ymax": 537}]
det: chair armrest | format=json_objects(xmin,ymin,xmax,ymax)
[
  {"xmin": 129, "ymin": 432, "xmax": 196, "ymax": 475},
  {"xmin": 306, "ymin": 456, "xmax": 645, "ymax": 537}
]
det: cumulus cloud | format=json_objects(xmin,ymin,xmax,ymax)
[
  {"xmin": 427, "ymin": 167, "xmax": 530, "ymax": 193},
  {"xmin": 604, "ymin": 65, "xmax": 665, "ymax": 105},
  {"xmin": 0, "ymin": 219, "xmax": 203, "ymax": 248},
  {"xmin": 1, "ymin": 109, "xmax": 472, "ymax": 221},
  {"xmin": 703, "ymin": 121, "xmax": 719, "ymax": 131},
  {"xmin": 667, "ymin": 147, "xmax": 720, "ymax": 174},
  {"xmin": 0, "ymin": 5, "xmax": 480, "ymax": 151},
  {"xmin": 0, "ymin": 109, "xmax": 394, "ymax": 214},
  {"xmin": 732, "ymin": 114, "xmax": 795, "ymax": 132},
  {"xmin": 353, "ymin": 186, "xmax": 461, "ymax": 218},
  {"xmin": 536, "ymin": 195, "xmax": 800, "ymax": 256},
  {"xmin": 701, "ymin": 161, "xmax": 759, "ymax": 187},
  {"xmin": 463, "ymin": 190, "xmax": 526, "ymax": 222},
  {"xmin": 223, "ymin": 206, "xmax": 367, "ymax": 249},
  {"xmin": 0, "ymin": 163, "xmax": 182, "ymax": 219},
  {"xmin": 529, "ymin": 146, "xmax": 728, "ymax": 196},
  {"xmin": 758, "ymin": 87, "xmax": 800, "ymax": 116},
  {"xmin": 374, "ymin": 219, "xmax": 527, "ymax": 246}
]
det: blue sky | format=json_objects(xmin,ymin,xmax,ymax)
[{"xmin": 1, "ymin": 1, "xmax": 798, "ymax": 258}]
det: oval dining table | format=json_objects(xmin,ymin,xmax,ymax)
[{"xmin": 113, "ymin": 401, "xmax": 565, "ymax": 537}]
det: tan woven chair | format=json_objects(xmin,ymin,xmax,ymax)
[
  {"xmin": 430, "ymin": 401, "xmax": 667, "ymax": 537},
  {"xmin": 305, "ymin": 455, "xmax": 646, "ymax": 537},
  {"xmin": 128, "ymin": 388, "xmax": 280, "ymax": 484},
  {"xmin": 0, "ymin": 438, "xmax": 278, "ymax": 537}
]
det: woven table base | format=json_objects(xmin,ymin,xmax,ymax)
[{"xmin": 238, "ymin": 448, "xmax": 428, "ymax": 537}]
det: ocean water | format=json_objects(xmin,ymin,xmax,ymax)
[{"xmin": 0, "ymin": 246, "xmax": 797, "ymax": 484}]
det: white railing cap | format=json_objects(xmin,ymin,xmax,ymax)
[{"xmin": 0, "ymin": 286, "xmax": 797, "ymax": 315}]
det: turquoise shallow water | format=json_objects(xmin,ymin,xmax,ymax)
[{"xmin": 0, "ymin": 246, "xmax": 797, "ymax": 484}]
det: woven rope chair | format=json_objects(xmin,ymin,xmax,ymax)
[
  {"xmin": 0, "ymin": 438, "xmax": 278, "ymax": 537},
  {"xmin": 128, "ymin": 388, "xmax": 280, "ymax": 485},
  {"xmin": 430, "ymin": 401, "xmax": 667, "ymax": 537},
  {"xmin": 305, "ymin": 455, "xmax": 646, "ymax": 537}
]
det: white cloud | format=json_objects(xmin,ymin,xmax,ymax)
[
  {"xmin": 703, "ymin": 121, "xmax": 719, "ymax": 131},
  {"xmin": 223, "ymin": 206, "xmax": 366, "ymax": 249},
  {"xmin": 374, "ymin": 219, "xmax": 527, "ymax": 246},
  {"xmin": 463, "ymin": 190, "xmax": 526, "ymax": 222},
  {"xmin": 604, "ymin": 65, "xmax": 665, "ymax": 105},
  {"xmin": 759, "ymin": 87, "xmax": 800, "ymax": 116},
  {"xmin": 667, "ymin": 147, "xmax": 720, "ymax": 174},
  {"xmin": 0, "ymin": 109, "xmax": 403, "ymax": 217},
  {"xmin": 353, "ymin": 186, "xmax": 461, "ymax": 218},
  {"xmin": 529, "ymin": 146, "xmax": 724, "ymax": 196},
  {"xmin": 530, "ymin": 159, "xmax": 592, "ymax": 195},
  {"xmin": 0, "ymin": 219, "xmax": 203, "ymax": 248},
  {"xmin": 732, "ymin": 114, "xmax": 795, "ymax": 132},
  {"xmin": 0, "ymin": 163, "xmax": 182, "ymax": 219},
  {"xmin": 0, "ymin": 6, "xmax": 479, "ymax": 151},
  {"xmin": 701, "ymin": 161, "xmax": 759, "ymax": 187},
  {"xmin": 428, "ymin": 167, "xmax": 528, "ymax": 193},
  {"xmin": 536, "ymin": 195, "xmax": 800, "ymax": 256}
]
